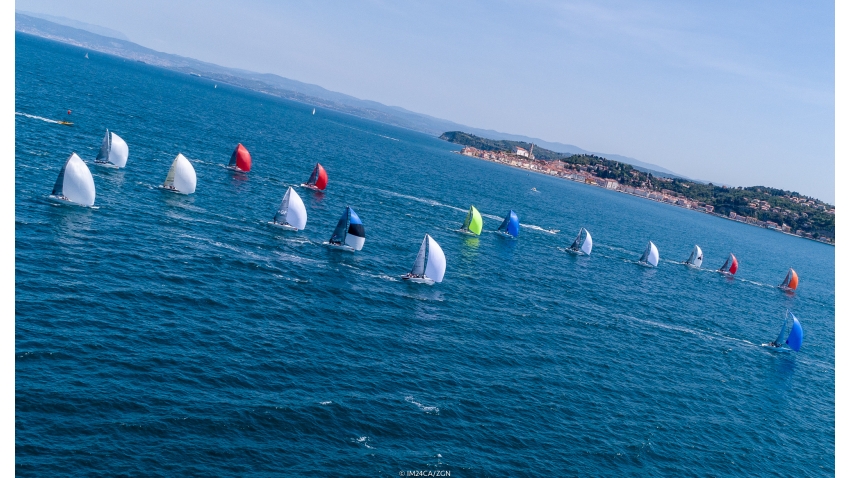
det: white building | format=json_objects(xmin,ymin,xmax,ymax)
[{"xmin": 515, "ymin": 147, "xmax": 529, "ymax": 158}]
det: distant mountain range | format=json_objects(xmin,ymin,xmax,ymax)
[{"xmin": 15, "ymin": 12, "xmax": 690, "ymax": 180}]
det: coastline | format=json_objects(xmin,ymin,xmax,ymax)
[{"xmin": 453, "ymin": 150, "xmax": 835, "ymax": 247}]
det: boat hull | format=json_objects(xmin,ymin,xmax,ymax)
[
  {"xmin": 495, "ymin": 231, "xmax": 517, "ymax": 240},
  {"xmin": 324, "ymin": 242, "xmax": 355, "ymax": 252},
  {"xmin": 93, "ymin": 160, "xmax": 120, "ymax": 169},
  {"xmin": 47, "ymin": 195, "xmax": 90, "ymax": 207},
  {"xmin": 456, "ymin": 229, "xmax": 479, "ymax": 237},
  {"xmin": 269, "ymin": 222, "xmax": 299, "ymax": 231},
  {"xmin": 402, "ymin": 276, "xmax": 435, "ymax": 285},
  {"xmin": 565, "ymin": 248, "xmax": 585, "ymax": 256},
  {"xmin": 158, "ymin": 185, "xmax": 189, "ymax": 195},
  {"xmin": 301, "ymin": 183, "xmax": 323, "ymax": 191}
]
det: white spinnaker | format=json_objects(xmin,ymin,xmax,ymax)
[
  {"xmin": 424, "ymin": 234, "xmax": 446, "ymax": 283},
  {"xmin": 646, "ymin": 241, "xmax": 659, "ymax": 267},
  {"xmin": 688, "ymin": 245, "xmax": 703, "ymax": 267},
  {"xmin": 57, "ymin": 153, "xmax": 96, "ymax": 206},
  {"xmin": 284, "ymin": 186, "xmax": 307, "ymax": 230},
  {"xmin": 164, "ymin": 154, "xmax": 196, "ymax": 194},
  {"xmin": 581, "ymin": 229, "xmax": 593, "ymax": 255},
  {"xmin": 108, "ymin": 132, "xmax": 129, "ymax": 167},
  {"xmin": 344, "ymin": 233, "xmax": 365, "ymax": 251}
]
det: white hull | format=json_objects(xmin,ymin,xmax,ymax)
[
  {"xmin": 158, "ymin": 185, "xmax": 189, "ymax": 195},
  {"xmin": 93, "ymin": 160, "xmax": 120, "ymax": 169},
  {"xmin": 402, "ymin": 275, "xmax": 435, "ymax": 285},
  {"xmin": 495, "ymin": 231, "xmax": 517, "ymax": 240},
  {"xmin": 301, "ymin": 183, "xmax": 322, "ymax": 191},
  {"xmin": 457, "ymin": 229, "xmax": 479, "ymax": 237},
  {"xmin": 48, "ymin": 195, "xmax": 91, "ymax": 207},
  {"xmin": 324, "ymin": 242, "xmax": 355, "ymax": 252},
  {"xmin": 637, "ymin": 261, "xmax": 655, "ymax": 268},
  {"xmin": 565, "ymin": 248, "xmax": 585, "ymax": 255},
  {"xmin": 227, "ymin": 165, "xmax": 248, "ymax": 173},
  {"xmin": 684, "ymin": 263, "xmax": 700, "ymax": 269},
  {"xmin": 268, "ymin": 221, "xmax": 299, "ymax": 231}
]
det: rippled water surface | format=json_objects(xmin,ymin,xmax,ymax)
[{"xmin": 16, "ymin": 33, "xmax": 835, "ymax": 476}]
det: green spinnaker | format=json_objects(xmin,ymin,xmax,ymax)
[{"xmin": 466, "ymin": 205, "xmax": 483, "ymax": 235}]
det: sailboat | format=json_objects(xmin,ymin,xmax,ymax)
[
  {"xmin": 227, "ymin": 143, "xmax": 252, "ymax": 172},
  {"xmin": 778, "ymin": 268, "xmax": 799, "ymax": 291},
  {"xmin": 638, "ymin": 241, "xmax": 659, "ymax": 267},
  {"xmin": 768, "ymin": 310, "xmax": 804, "ymax": 351},
  {"xmin": 325, "ymin": 206, "xmax": 365, "ymax": 251},
  {"xmin": 717, "ymin": 253, "xmax": 738, "ymax": 275},
  {"xmin": 496, "ymin": 210, "xmax": 520, "ymax": 239},
  {"xmin": 159, "ymin": 153, "xmax": 197, "ymax": 194},
  {"xmin": 93, "ymin": 129, "xmax": 129, "ymax": 168},
  {"xmin": 269, "ymin": 186, "xmax": 307, "ymax": 230},
  {"xmin": 684, "ymin": 245, "xmax": 703, "ymax": 267},
  {"xmin": 312, "ymin": 108, "xmax": 316, "ymax": 115},
  {"xmin": 567, "ymin": 228, "xmax": 592, "ymax": 255},
  {"xmin": 401, "ymin": 234, "xmax": 446, "ymax": 284},
  {"xmin": 85, "ymin": 52, "xmax": 89, "ymax": 59},
  {"xmin": 49, "ymin": 153, "xmax": 96, "ymax": 207},
  {"xmin": 302, "ymin": 163, "xmax": 328, "ymax": 190},
  {"xmin": 458, "ymin": 205, "xmax": 483, "ymax": 236}
]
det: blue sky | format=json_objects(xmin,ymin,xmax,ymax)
[{"xmin": 17, "ymin": 0, "xmax": 835, "ymax": 202}]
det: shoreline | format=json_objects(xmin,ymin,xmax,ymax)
[{"xmin": 454, "ymin": 150, "xmax": 835, "ymax": 247}]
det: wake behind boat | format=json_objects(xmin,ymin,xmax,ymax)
[
  {"xmin": 49, "ymin": 152, "xmax": 96, "ymax": 207},
  {"xmin": 495, "ymin": 210, "xmax": 520, "ymax": 239},
  {"xmin": 638, "ymin": 240, "xmax": 659, "ymax": 267},
  {"xmin": 227, "ymin": 143, "xmax": 252, "ymax": 172},
  {"xmin": 684, "ymin": 245, "xmax": 703, "ymax": 267},
  {"xmin": 269, "ymin": 186, "xmax": 307, "ymax": 230},
  {"xmin": 159, "ymin": 153, "xmax": 197, "ymax": 194},
  {"xmin": 302, "ymin": 162, "xmax": 328, "ymax": 190},
  {"xmin": 324, "ymin": 206, "xmax": 365, "ymax": 251},
  {"xmin": 458, "ymin": 205, "xmax": 483, "ymax": 236},
  {"xmin": 567, "ymin": 227, "xmax": 592, "ymax": 255},
  {"xmin": 401, "ymin": 234, "xmax": 446, "ymax": 284},
  {"xmin": 93, "ymin": 129, "xmax": 129, "ymax": 168}
]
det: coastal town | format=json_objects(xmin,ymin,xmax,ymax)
[{"xmin": 457, "ymin": 145, "xmax": 835, "ymax": 245}]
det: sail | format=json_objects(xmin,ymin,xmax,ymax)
[
  {"xmin": 461, "ymin": 205, "xmax": 483, "ymax": 235},
  {"xmin": 580, "ymin": 229, "xmax": 593, "ymax": 255},
  {"xmin": 411, "ymin": 236, "xmax": 427, "ymax": 276},
  {"xmin": 95, "ymin": 130, "xmax": 110, "ymax": 162},
  {"xmin": 274, "ymin": 188, "xmax": 291, "ymax": 224},
  {"xmin": 686, "ymin": 245, "xmax": 703, "ymax": 267},
  {"xmin": 719, "ymin": 253, "xmax": 738, "ymax": 274},
  {"xmin": 640, "ymin": 241, "xmax": 659, "ymax": 266},
  {"xmin": 497, "ymin": 210, "xmax": 520, "ymax": 237},
  {"xmin": 569, "ymin": 229, "xmax": 582, "ymax": 250},
  {"xmin": 329, "ymin": 207, "xmax": 349, "ymax": 244},
  {"xmin": 780, "ymin": 268, "xmax": 799, "ymax": 290},
  {"xmin": 306, "ymin": 163, "xmax": 328, "ymax": 190},
  {"xmin": 283, "ymin": 187, "xmax": 307, "ymax": 229},
  {"xmin": 345, "ymin": 208, "xmax": 366, "ymax": 250},
  {"xmin": 228, "ymin": 143, "xmax": 252, "ymax": 172},
  {"xmin": 108, "ymin": 132, "xmax": 129, "ymax": 167},
  {"xmin": 424, "ymin": 234, "xmax": 446, "ymax": 283},
  {"xmin": 163, "ymin": 153, "xmax": 196, "ymax": 194},
  {"xmin": 774, "ymin": 312, "xmax": 788, "ymax": 345},
  {"xmin": 785, "ymin": 313, "xmax": 803, "ymax": 351},
  {"xmin": 52, "ymin": 153, "xmax": 96, "ymax": 206}
]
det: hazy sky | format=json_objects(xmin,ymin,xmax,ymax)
[{"xmin": 17, "ymin": 0, "xmax": 835, "ymax": 202}]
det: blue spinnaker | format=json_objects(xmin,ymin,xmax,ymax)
[
  {"xmin": 498, "ymin": 210, "xmax": 520, "ymax": 238},
  {"xmin": 786, "ymin": 315, "xmax": 803, "ymax": 352}
]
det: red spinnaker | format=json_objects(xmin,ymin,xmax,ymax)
[
  {"xmin": 229, "ymin": 143, "xmax": 252, "ymax": 172},
  {"xmin": 315, "ymin": 164, "xmax": 328, "ymax": 190}
]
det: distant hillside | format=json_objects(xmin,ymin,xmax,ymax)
[{"xmin": 442, "ymin": 131, "xmax": 834, "ymax": 240}]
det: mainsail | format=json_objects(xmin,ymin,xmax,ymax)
[
  {"xmin": 686, "ymin": 245, "xmax": 703, "ymax": 267},
  {"xmin": 461, "ymin": 205, "xmax": 483, "ymax": 235},
  {"xmin": 569, "ymin": 228, "xmax": 593, "ymax": 255},
  {"xmin": 779, "ymin": 268, "xmax": 799, "ymax": 290},
  {"xmin": 94, "ymin": 129, "xmax": 129, "ymax": 167},
  {"xmin": 497, "ymin": 210, "xmax": 520, "ymax": 238},
  {"xmin": 639, "ymin": 241, "xmax": 659, "ymax": 267},
  {"xmin": 274, "ymin": 186, "xmax": 307, "ymax": 230},
  {"xmin": 718, "ymin": 253, "xmax": 738, "ymax": 275},
  {"xmin": 51, "ymin": 152, "xmax": 96, "ymax": 206},
  {"xmin": 329, "ymin": 206, "xmax": 365, "ymax": 250},
  {"xmin": 163, "ymin": 153, "xmax": 197, "ymax": 194},
  {"xmin": 410, "ymin": 236, "xmax": 427, "ymax": 276},
  {"xmin": 228, "ymin": 143, "xmax": 252, "ymax": 172},
  {"xmin": 305, "ymin": 163, "xmax": 328, "ymax": 190}
]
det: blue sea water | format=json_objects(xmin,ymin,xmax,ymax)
[{"xmin": 15, "ymin": 33, "xmax": 835, "ymax": 476}]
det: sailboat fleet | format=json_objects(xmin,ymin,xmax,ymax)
[{"xmin": 44, "ymin": 128, "xmax": 809, "ymax": 346}]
